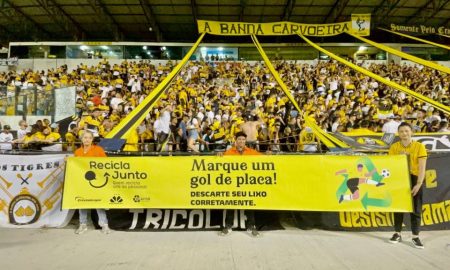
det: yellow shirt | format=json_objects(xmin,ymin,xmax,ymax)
[
  {"xmin": 43, "ymin": 132, "xmax": 61, "ymax": 142},
  {"xmin": 123, "ymin": 130, "xmax": 139, "ymax": 151},
  {"xmin": 65, "ymin": 132, "xmax": 77, "ymax": 152},
  {"xmin": 79, "ymin": 116, "xmax": 101, "ymax": 129},
  {"xmin": 299, "ymin": 130, "xmax": 317, "ymax": 150},
  {"xmin": 389, "ymin": 140, "xmax": 427, "ymax": 176},
  {"xmin": 34, "ymin": 132, "xmax": 45, "ymax": 141}
]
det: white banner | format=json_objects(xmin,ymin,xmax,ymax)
[{"xmin": 0, "ymin": 154, "xmax": 73, "ymax": 228}]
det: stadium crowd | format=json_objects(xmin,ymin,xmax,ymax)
[{"xmin": 0, "ymin": 58, "xmax": 449, "ymax": 152}]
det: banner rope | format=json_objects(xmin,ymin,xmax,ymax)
[
  {"xmin": 298, "ymin": 34, "xmax": 450, "ymax": 115},
  {"xmin": 106, "ymin": 33, "xmax": 206, "ymax": 139},
  {"xmin": 346, "ymin": 32, "xmax": 450, "ymax": 74},
  {"xmin": 250, "ymin": 34, "xmax": 349, "ymax": 149}
]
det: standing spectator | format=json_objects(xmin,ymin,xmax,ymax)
[
  {"xmin": 219, "ymin": 131, "xmax": 262, "ymax": 237},
  {"xmin": 73, "ymin": 130, "xmax": 110, "ymax": 234},
  {"xmin": 382, "ymin": 115, "xmax": 401, "ymax": 134},
  {"xmin": 0, "ymin": 125, "xmax": 14, "ymax": 150},
  {"xmin": 156, "ymin": 104, "xmax": 173, "ymax": 152},
  {"xmin": 388, "ymin": 122, "xmax": 427, "ymax": 249},
  {"xmin": 17, "ymin": 120, "xmax": 29, "ymax": 141}
]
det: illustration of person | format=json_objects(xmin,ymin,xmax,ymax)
[
  {"xmin": 356, "ymin": 18, "xmax": 365, "ymax": 31},
  {"xmin": 336, "ymin": 163, "xmax": 386, "ymax": 203}
]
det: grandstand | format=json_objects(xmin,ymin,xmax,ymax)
[{"xmin": 0, "ymin": 1, "xmax": 449, "ymax": 269}]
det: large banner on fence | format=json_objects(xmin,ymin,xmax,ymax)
[
  {"xmin": 197, "ymin": 14, "xmax": 370, "ymax": 36},
  {"xmin": 63, "ymin": 155, "xmax": 411, "ymax": 212},
  {"xmin": 0, "ymin": 154, "xmax": 73, "ymax": 228},
  {"xmin": 107, "ymin": 153, "xmax": 450, "ymax": 231}
]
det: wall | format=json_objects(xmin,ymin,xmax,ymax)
[{"xmin": 1, "ymin": 58, "xmax": 449, "ymax": 73}]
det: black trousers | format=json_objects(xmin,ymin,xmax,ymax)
[
  {"xmin": 224, "ymin": 210, "xmax": 255, "ymax": 229},
  {"xmin": 394, "ymin": 174, "xmax": 423, "ymax": 235}
]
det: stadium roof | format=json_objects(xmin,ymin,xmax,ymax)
[{"xmin": 0, "ymin": 0, "xmax": 449, "ymax": 43}]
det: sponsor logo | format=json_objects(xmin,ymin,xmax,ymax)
[
  {"xmin": 8, "ymin": 194, "xmax": 41, "ymax": 225},
  {"xmin": 110, "ymin": 195, "xmax": 123, "ymax": 204},
  {"xmin": 75, "ymin": 196, "xmax": 102, "ymax": 202},
  {"xmin": 133, "ymin": 195, "xmax": 150, "ymax": 203},
  {"xmin": 84, "ymin": 171, "xmax": 109, "ymax": 188}
]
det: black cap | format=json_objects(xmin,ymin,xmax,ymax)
[{"xmin": 235, "ymin": 131, "xmax": 247, "ymax": 138}]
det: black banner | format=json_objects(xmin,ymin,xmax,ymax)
[
  {"xmin": 107, "ymin": 209, "xmax": 283, "ymax": 231},
  {"xmin": 106, "ymin": 153, "xmax": 450, "ymax": 231},
  {"xmin": 302, "ymin": 153, "xmax": 450, "ymax": 231}
]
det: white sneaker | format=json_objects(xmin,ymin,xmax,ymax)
[
  {"xmin": 75, "ymin": 224, "xmax": 88, "ymax": 234},
  {"xmin": 101, "ymin": 224, "xmax": 111, "ymax": 234}
]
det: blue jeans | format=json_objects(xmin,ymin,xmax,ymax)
[{"xmin": 79, "ymin": 209, "xmax": 108, "ymax": 226}]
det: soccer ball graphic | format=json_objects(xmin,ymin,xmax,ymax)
[{"xmin": 381, "ymin": 169, "xmax": 390, "ymax": 178}]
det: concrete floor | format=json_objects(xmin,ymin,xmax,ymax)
[{"xmin": 0, "ymin": 226, "xmax": 449, "ymax": 270}]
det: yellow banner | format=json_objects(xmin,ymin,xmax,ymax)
[
  {"xmin": 197, "ymin": 15, "xmax": 370, "ymax": 36},
  {"xmin": 105, "ymin": 33, "xmax": 206, "ymax": 139},
  {"xmin": 298, "ymin": 34, "xmax": 450, "ymax": 115},
  {"xmin": 346, "ymin": 32, "xmax": 450, "ymax": 74},
  {"xmin": 63, "ymin": 155, "xmax": 412, "ymax": 212},
  {"xmin": 351, "ymin": 14, "xmax": 371, "ymax": 36}
]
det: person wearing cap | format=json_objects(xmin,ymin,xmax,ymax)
[
  {"xmin": 0, "ymin": 125, "xmax": 14, "ymax": 150},
  {"xmin": 68, "ymin": 115, "xmax": 80, "ymax": 133},
  {"xmin": 79, "ymin": 108, "xmax": 102, "ymax": 138},
  {"xmin": 65, "ymin": 123, "xmax": 79, "ymax": 152},
  {"xmin": 219, "ymin": 131, "xmax": 263, "ymax": 237},
  {"xmin": 382, "ymin": 114, "xmax": 401, "ymax": 134}
]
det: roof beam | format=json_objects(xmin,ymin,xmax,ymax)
[
  {"xmin": 281, "ymin": 0, "xmax": 295, "ymax": 21},
  {"xmin": 0, "ymin": 24, "xmax": 14, "ymax": 42},
  {"xmin": 0, "ymin": 20, "xmax": 14, "ymax": 35},
  {"xmin": 139, "ymin": 0, "xmax": 162, "ymax": 41},
  {"xmin": 239, "ymin": 0, "xmax": 247, "ymax": 21},
  {"xmin": 34, "ymin": 0, "xmax": 86, "ymax": 40},
  {"xmin": 2, "ymin": 0, "xmax": 51, "ymax": 38},
  {"xmin": 427, "ymin": 0, "xmax": 450, "ymax": 20},
  {"xmin": 323, "ymin": 0, "xmax": 351, "ymax": 24},
  {"xmin": 404, "ymin": 0, "xmax": 434, "ymax": 24},
  {"xmin": 86, "ymin": 0, "xmax": 125, "ymax": 41},
  {"xmin": 191, "ymin": 0, "xmax": 198, "ymax": 21},
  {"xmin": 372, "ymin": 0, "xmax": 401, "ymax": 18}
]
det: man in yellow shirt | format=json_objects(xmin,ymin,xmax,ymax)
[{"xmin": 388, "ymin": 122, "xmax": 427, "ymax": 249}]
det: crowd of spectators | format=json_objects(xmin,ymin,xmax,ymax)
[{"xmin": 0, "ymin": 58, "xmax": 449, "ymax": 152}]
